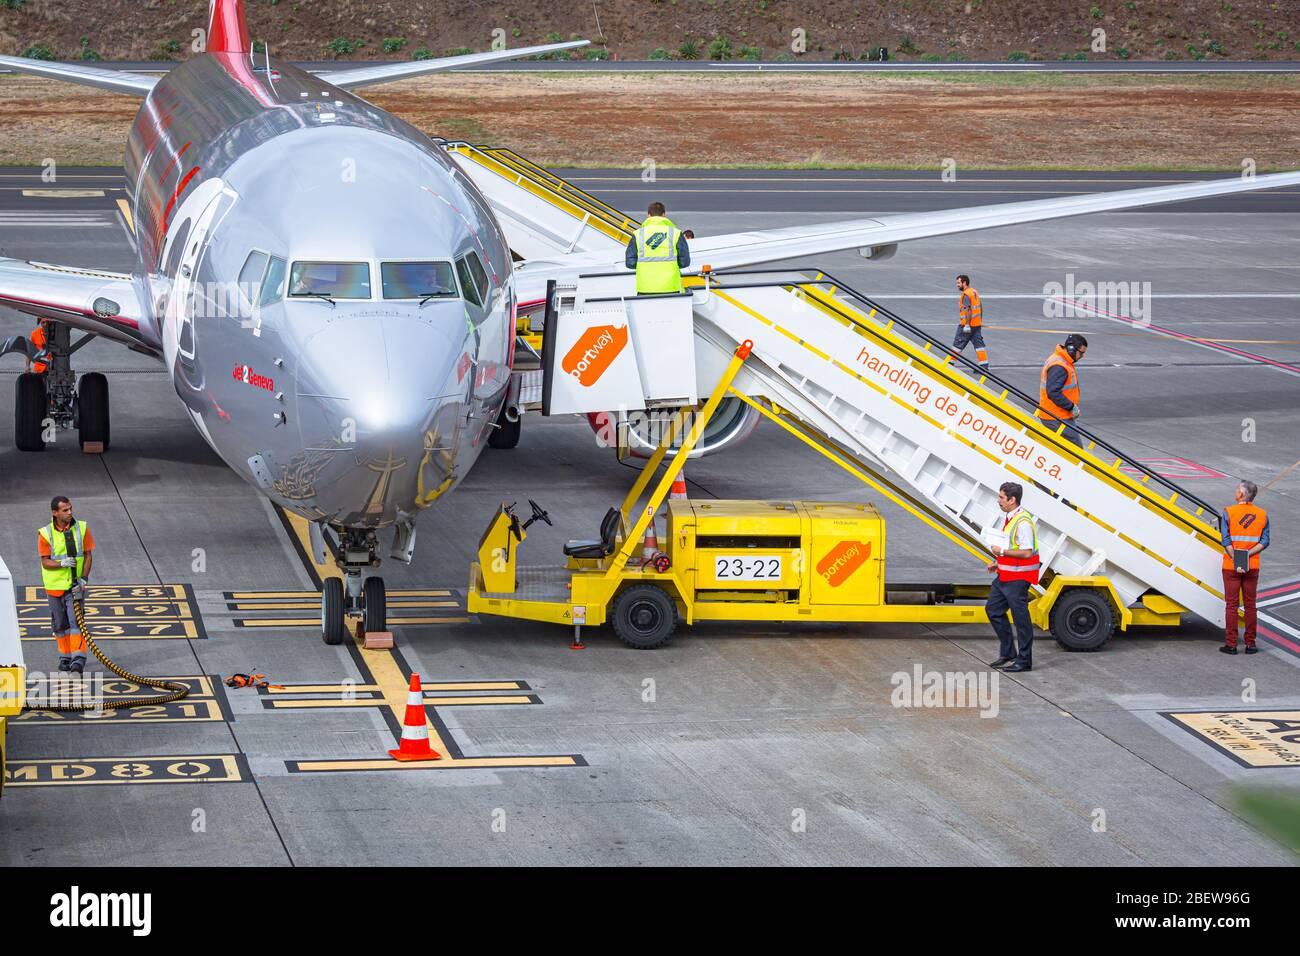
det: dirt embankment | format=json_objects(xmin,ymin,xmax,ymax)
[
  {"xmin": 1, "ymin": 72, "xmax": 1297, "ymax": 171},
  {"xmin": 1, "ymin": 0, "xmax": 1298, "ymax": 63}
]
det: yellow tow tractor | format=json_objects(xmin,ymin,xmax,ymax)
[{"xmin": 468, "ymin": 341, "xmax": 1182, "ymax": 650}]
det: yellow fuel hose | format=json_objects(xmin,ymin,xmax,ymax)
[{"xmin": 25, "ymin": 585, "xmax": 189, "ymax": 712}]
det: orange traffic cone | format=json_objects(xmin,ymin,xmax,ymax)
[
  {"xmin": 388, "ymin": 673, "xmax": 441, "ymax": 761},
  {"xmin": 669, "ymin": 472, "xmax": 688, "ymax": 500},
  {"xmin": 642, "ymin": 520, "xmax": 660, "ymax": 563}
]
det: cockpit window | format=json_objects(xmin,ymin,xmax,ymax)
[
  {"xmin": 464, "ymin": 251, "xmax": 490, "ymax": 303},
  {"xmin": 237, "ymin": 251, "xmax": 269, "ymax": 311},
  {"xmin": 381, "ymin": 261, "xmax": 457, "ymax": 300},
  {"xmin": 288, "ymin": 261, "xmax": 371, "ymax": 299},
  {"xmin": 260, "ymin": 256, "xmax": 287, "ymax": 306}
]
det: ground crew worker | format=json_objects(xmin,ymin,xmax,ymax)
[
  {"xmin": 37, "ymin": 496, "xmax": 94, "ymax": 674},
  {"xmin": 1220, "ymin": 479, "xmax": 1269, "ymax": 655},
  {"xmin": 1036, "ymin": 333, "xmax": 1088, "ymax": 447},
  {"xmin": 951, "ymin": 275, "xmax": 989, "ymax": 369},
  {"xmin": 626, "ymin": 202, "xmax": 690, "ymax": 294},
  {"xmin": 986, "ymin": 481, "xmax": 1039, "ymax": 673},
  {"xmin": 27, "ymin": 319, "xmax": 49, "ymax": 374}
]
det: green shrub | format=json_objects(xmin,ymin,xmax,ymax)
[
  {"xmin": 327, "ymin": 37, "xmax": 357, "ymax": 55},
  {"xmin": 921, "ymin": 52, "xmax": 942, "ymax": 61},
  {"xmin": 739, "ymin": 44, "xmax": 761, "ymax": 60},
  {"xmin": 708, "ymin": 35, "xmax": 731, "ymax": 59},
  {"xmin": 382, "ymin": 36, "xmax": 406, "ymax": 53},
  {"xmin": 411, "ymin": 47, "xmax": 434, "ymax": 60},
  {"xmin": 1007, "ymin": 50, "xmax": 1029, "ymax": 61},
  {"xmin": 1090, "ymin": 5, "xmax": 1103, "ymax": 17},
  {"xmin": 1115, "ymin": 46, "xmax": 1131, "ymax": 58},
  {"xmin": 22, "ymin": 43, "xmax": 54, "ymax": 60},
  {"xmin": 251, "ymin": 39, "xmax": 266, "ymax": 53},
  {"xmin": 1, "ymin": 0, "xmax": 27, "ymax": 9},
  {"xmin": 586, "ymin": 48, "xmax": 609, "ymax": 60},
  {"xmin": 898, "ymin": 34, "xmax": 918, "ymax": 54},
  {"xmin": 678, "ymin": 38, "xmax": 699, "ymax": 59},
  {"xmin": 649, "ymin": 47, "xmax": 671, "ymax": 60}
]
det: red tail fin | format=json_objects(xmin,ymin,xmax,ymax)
[{"xmin": 206, "ymin": 0, "xmax": 250, "ymax": 54}]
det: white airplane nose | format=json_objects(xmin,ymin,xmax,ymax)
[{"xmin": 291, "ymin": 310, "xmax": 464, "ymax": 524}]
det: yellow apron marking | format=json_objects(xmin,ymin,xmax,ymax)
[
  {"xmin": 23, "ymin": 188, "xmax": 105, "ymax": 198},
  {"xmin": 1164, "ymin": 710, "xmax": 1300, "ymax": 769},
  {"xmin": 233, "ymin": 616, "xmax": 468, "ymax": 628},
  {"xmin": 265, "ymin": 681, "xmax": 525, "ymax": 694},
  {"xmin": 3, "ymin": 754, "xmax": 247, "ymax": 787},
  {"xmin": 116, "ymin": 198, "xmax": 134, "ymax": 234}
]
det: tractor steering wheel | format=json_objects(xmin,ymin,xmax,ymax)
[{"xmin": 527, "ymin": 499, "xmax": 552, "ymax": 528}]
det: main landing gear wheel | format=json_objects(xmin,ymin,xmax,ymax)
[
  {"xmin": 1050, "ymin": 587, "xmax": 1116, "ymax": 652},
  {"xmin": 15, "ymin": 372, "xmax": 46, "ymax": 451},
  {"xmin": 321, "ymin": 578, "xmax": 346, "ymax": 645},
  {"xmin": 77, "ymin": 371, "xmax": 110, "ymax": 452},
  {"xmin": 488, "ymin": 405, "xmax": 521, "ymax": 449},
  {"xmin": 364, "ymin": 576, "xmax": 387, "ymax": 633},
  {"xmin": 611, "ymin": 584, "xmax": 678, "ymax": 650}
]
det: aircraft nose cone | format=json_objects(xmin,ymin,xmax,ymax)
[{"xmin": 292, "ymin": 310, "xmax": 464, "ymax": 524}]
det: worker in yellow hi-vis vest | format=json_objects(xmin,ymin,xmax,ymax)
[
  {"xmin": 37, "ymin": 495, "xmax": 94, "ymax": 675},
  {"xmin": 626, "ymin": 202, "xmax": 690, "ymax": 294}
]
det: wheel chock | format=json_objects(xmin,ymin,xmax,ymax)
[{"xmin": 364, "ymin": 630, "xmax": 394, "ymax": 650}]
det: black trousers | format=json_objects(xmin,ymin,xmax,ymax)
[{"xmin": 986, "ymin": 577, "xmax": 1033, "ymax": 666}]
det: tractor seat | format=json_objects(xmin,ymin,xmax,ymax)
[{"xmin": 563, "ymin": 507, "xmax": 621, "ymax": 560}]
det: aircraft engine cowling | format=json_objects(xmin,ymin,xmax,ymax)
[{"xmin": 586, "ymin": 397, "xmax": 762, "ymax": 460}]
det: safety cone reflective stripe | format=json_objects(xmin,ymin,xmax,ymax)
[{"xmin": 388, "ymin": 673, "xmax": 441, "ymax": 761}]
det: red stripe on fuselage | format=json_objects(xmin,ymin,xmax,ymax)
[{"xmin": 157, "ymin": 166, "xmax": 202, "ymax": 248}]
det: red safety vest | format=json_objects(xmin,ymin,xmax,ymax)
[
  {"xmin": 959, "ymin": 287, "xmax": 983, "ymax": 328},
  {"xmin": 1223, "ymin": 502, "xmax": 1267, "ymax": 572},
  {"xmin": 997, "ymin": 508, "xmax": 1040, "ymax": 585}
]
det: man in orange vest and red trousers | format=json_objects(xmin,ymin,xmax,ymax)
[
  {"xmin": 1220, "ymin": 480, "xmax": 1269, "ymax": 655},
  {"xmin": 986, "ymin": 481, "xmax": 1040, "ymax": 673}
]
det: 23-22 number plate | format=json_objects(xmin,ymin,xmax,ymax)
[{"xmin": 713, "ymin": 555, "xmax": 783, "ymax": 581}]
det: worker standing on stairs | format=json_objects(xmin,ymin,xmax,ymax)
[
  {"xmin": 37, "ymin": 496, "xmax": 94, "ymax": 675},
  {"xmin": 951, "ymin": 275, "xmax": 989, "ymax": 370},
  {"xmin": 626, "ymin": 202, "xmax": 690, "ymax": 294},
  {"xmin": 1220, "ymin": 479, "xmax": 1269, "ymax": 656},
  {"xmin": 1036, "ymin": 334, "xmax": 1088, "ymax": 447},
  {"xmin": 986, "ymin": 482, "xmax": 1039, "ymax": 673}
]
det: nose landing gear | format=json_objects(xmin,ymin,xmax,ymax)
[{"xmin": 319, "ymin": 527, "xmax": 388, "ymax": 646}]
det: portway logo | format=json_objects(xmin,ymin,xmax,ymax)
[
  {"xmin": 816, "ymin": 540, "xmax": 871, "ymax": 587},
  {"xmin": 562, "ymin": 324, "xmax": 628, "ymax": 387}
]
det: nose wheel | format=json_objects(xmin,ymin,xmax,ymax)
[{"xmin": 320, "ymin": 574, "xmax": 388, "ymax": 645}]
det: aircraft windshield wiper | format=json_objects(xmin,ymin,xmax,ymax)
[
  {"xmin": 293, "ymin": 291, "xmax": 336, "ymax": 306},
  {"xmin": 418, "ymin": 291, "xmax": 450, "ymax": 306}
]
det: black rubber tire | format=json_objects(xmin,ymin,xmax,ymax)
[
  {"xmin": 77, "ymin": 371, "xmax": 110, "ymax": 452},
  {"xmin": 321, "ymin": 578, "xmax": 346, "ymax": 646},
  {"xmin": 610, "ymin": 584, "xmax": 678, "ymax": 649},
  {"xmin": 1050, "ymin": 587, "xmax": 1116, "ymax": 652},
  {"xmin": 15, "ymin": 372, "xmax": 46, "ymax": 452},
  {"xmin": 363, "ymin": 576, "xmax": 387, "ymax": 633},
  {"xmin": 487, "ymin": 409, "xmax": 521, "ymax": 449}
]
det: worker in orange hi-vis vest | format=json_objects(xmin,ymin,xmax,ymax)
[
  {"xmin": 27, "ymin": 319, "xmax": 49, "ymax": 374},
  {"xmin": 1219, "ymin": 479, "xmax": 1269, "ymax": 656},
  {"xmin": 951, "ymin": 274, "xmax": 989, "ymax": 370}
]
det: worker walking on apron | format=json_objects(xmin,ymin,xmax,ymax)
[{"xmin": 952, "ymin": 275, "xmax": 989, "ymax": 370}]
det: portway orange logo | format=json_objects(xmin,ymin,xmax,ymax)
[
  {"xmin": 816, "ymin": 540, "xmax": 872, "ymax": 587},
  {"xmin": 562, "ymin": 324, "xmax": 628, "ymax": 387}
]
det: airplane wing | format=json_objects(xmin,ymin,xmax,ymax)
[
  {"xmin": 0, "ymin": 54, "xmax": 157, "ymax": 95},
  {"xmin": 315, "ymin": 40, "xmax": 590, "ymax": 91},
  {"xmin": 519, "ymin": 169, "xmax": 1300, "ymax": 278},
  {"xmin": 0, "ymin": 258, "xmax": 158, "ymax": 354}
]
